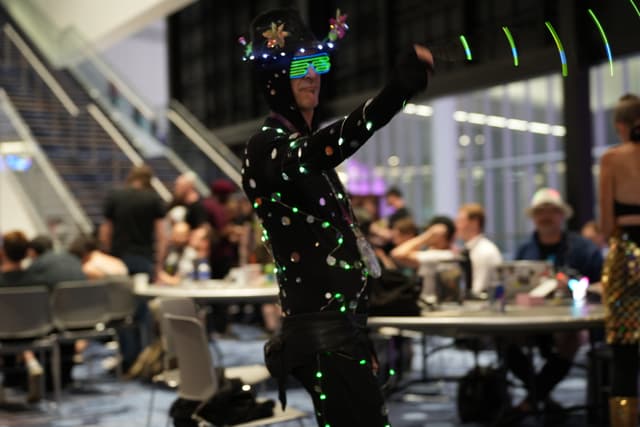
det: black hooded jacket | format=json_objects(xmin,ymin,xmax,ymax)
[{"xmin": 242, "ymin": 49, "xmax": 430, "ymax": 316}]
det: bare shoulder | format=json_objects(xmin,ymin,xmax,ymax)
[{"xmin": 600, "ymin": 145, "xmax": 624, "ymax": 164}]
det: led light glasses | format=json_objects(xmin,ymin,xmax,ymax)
[{"xmin": 289, "ymin": 53, "xmax": 331, "ymax": 79}]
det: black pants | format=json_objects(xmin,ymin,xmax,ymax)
[
  {"xmin": 505, "ymin": 335, "xmax": 573, "ymax": 403},
  {"xmin": 611, "ymin": 344, "xmax": 639, "ymax": 396},
  {"xmin": 292, "ymin": 351, "xmax": 390, "ymax": 427}
]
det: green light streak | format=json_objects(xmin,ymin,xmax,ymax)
[
  {"xmin": 459, "ymin": 35, "xmax": 472, "ymax": 61},
  {"xmin": 545, "ymin": 21, "xmax": 568, "ymax": 77},
  {"xmin": 587, "ymin": 9, "xmax": 614, "ymax": 77},
  {"xmin": 501, "ymin": 26, "xmax": 519, "ymax": 67}
]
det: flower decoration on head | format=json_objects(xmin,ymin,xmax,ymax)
[
  {"xmin": 238, "ymin": 36, "xmax": 253, "ymax": 58},
  {"xmin": 262, "ymin": 22, "xmax": 290, "ymax": 49},
  {"xmin": 327, "ymin": 9, "xmax": 348, "ymax": 41}
]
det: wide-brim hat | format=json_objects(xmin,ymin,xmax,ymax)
[{"xmin": 525, "ymin": 188, "xmax": 573, "ymax": 218}]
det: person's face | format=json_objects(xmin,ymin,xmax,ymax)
[
  {"xmin": 189, "ymin": 228, "xmax": 210, "ymax": 252},
  {"xmin": 532, "ymin": 205, "xmax": 565, "ymax": 236},
  {"xmin": 582, "ymin": 225, "xmax": 605, "ymax": 248},
  {"xmin": 615, "ymin": 122, "xmax": 631, "ymax": 142},
  {"xmin": 171, "ymin": 224, "xmax": 190, "ymax": 247},
  {"xmin": 174, "ymin": 177, "xmax": 190, "ymax": 199},
  {"xmin": 391, "ymin": 229, "xmax": 412, "ymax": 246},
  {"xmin": 385, "ymin": 195, "xmax": 400, "ymax": 209},
  {"xmin": 455, "ymin": 211, "xmax": 473, "ymax": 242},
  {"xmin": 290, "ymin": 66, "xmax": 320, "ymax": 113}
]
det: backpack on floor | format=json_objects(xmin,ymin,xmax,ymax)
[{"xmin": 457, "ymin": 365, "xmax": 510, "ymax": 423}]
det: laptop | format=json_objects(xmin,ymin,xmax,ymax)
[{"xmin": 494, "ymin": 260, "xmax": 550, "ymax": 300}]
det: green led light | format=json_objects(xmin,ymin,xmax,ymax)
[
  {"xmin": 501, "ymin": 26, "xmax": 519, "ymax": 67},
  {"xmin": 629, "ymin": 0, "xmax": 640, "ymax": 20},
  {"xmin": 365, "ymin": 121, "xmax": 373, "ymax": 131},
  {"xmin": 337, "ymin": 237, "xmax": 344, "ymax": 245},
  {"xmin": 359, "ymin": 359, "xmax": 367, "ymax": 365},
  {"xmin": 545, "ymin": 21, "xmax": 568, "ymax": 77},
  {"xmin": 322, "ymin": 221, "xmax": 331, "ymax": 229},
  {"xmin": 319, "ymin": 393, "xmax": 327, "ymax": 400},
  {"xmin": 338, "ymin": 137, "xmax": 344, "ymax": 146},
  {"xmin": 587, "ymin": 9, "xmax": 614, "ymax": 77},
  {"xmin": 253, "ymin": 202, "xmax": 258, "ymax": 209},
  {"xmin": 316, "ymin": 371, "xmax": 323, "ymax": 378},
  {"xmin": 389, "ymin": 368, "xmax": 396, "ymax": 376},
  {"xmin": 340, "ymin": 306, "xmax": 346, "ymax": 312},
  {"xmin": 335, "ymin": 293, "xmax": 342, "ymax": 299},
  {"xmin": 299, "ymin": 165, "xmax": 307, "ymax": 174},
  {"xmin": 292, "ymin": 207, "xmax": 299, "ymax": 213},
  {"xmin": 459, "ymin": 35, "xmax": 472, "ymax": 61}
]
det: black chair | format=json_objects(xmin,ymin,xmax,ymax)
[{"xmin": 0, "ymin": 285, "xmax": 61, "ymax": 405}]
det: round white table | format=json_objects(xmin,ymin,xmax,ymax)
[
  {"xmin": 368, "ymin": 303, "xmax": 604, "ymax": 336},
  {"xmin": 134, "ymin": 280, "xmax": 280, "ymax": 304}
]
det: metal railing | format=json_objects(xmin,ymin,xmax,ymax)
[
  {"xmin": 0, "ymin": 88, "xmax": 93, "ymax": 235},
  {"xmin": 1, "ymin": 0, "xmax": 241, "ymax": 193}
]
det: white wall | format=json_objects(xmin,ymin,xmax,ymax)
[
  {"xmin": 102, "ymin": 20, "xmax": 168, "ymax": 118},
  {"xmin": 0, "ymin": 166, "xmax": 41, "ymax": 238},
  {"xmin": 28, "ymin": 0, "xmax": 194, "ymax": 49}
]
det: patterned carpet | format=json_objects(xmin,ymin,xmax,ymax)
[{"xmin": 0, "ymin": 325, "xmax": 603, "ymax": 427}]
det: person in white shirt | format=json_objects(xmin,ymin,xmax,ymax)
[
  {"xmin": 391, "ymin": 216, "xmax": 457, "ymax": 303},
  {"xmin": 455, "ymin": 203, "xmax": 503, "ymax": 296}
]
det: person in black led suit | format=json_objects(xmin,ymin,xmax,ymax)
[{"xmin": 241, "ymin": 9, "xmax": 433, "ymax": 426}]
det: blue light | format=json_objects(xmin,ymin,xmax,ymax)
[{"xmin": 5, "ymin": 154, "xmax": 33, "ymax": 172}]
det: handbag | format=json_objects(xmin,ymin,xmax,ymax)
[{"xmin": 602, "ymin": 229, "xmax": 640, "ymax": 344}]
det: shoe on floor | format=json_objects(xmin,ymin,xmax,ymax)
[{"xmin": 26, "ymin": 359, "xmax": 43, "ymax": 403}]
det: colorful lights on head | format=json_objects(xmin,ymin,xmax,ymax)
[
  {"xmin": 289, "ymin": 53, "xmax": 331, "ymax": 79},
  {"xmin": 240, "ymin": 9, "xmax": 348, "ymax": 62}
]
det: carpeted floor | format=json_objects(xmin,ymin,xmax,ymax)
[{"xmin": 0, "ymin": 324, "xmax": 604, "ymax": 427}]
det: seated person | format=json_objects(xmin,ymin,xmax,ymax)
[
  {"xmin": 26, "ymin": 235, "xmax": 86, "ymax": 288},
  {"xmin": 157, "ymin": 224, "xmax": 213, "ymax": 285},
  {"xmin": 0, "ymin": 230, "xmax": 44, "ymax": 402},
  {"xmin": 391, "ymin": 216, "xmax": 457, "ymax": 304},
  {"xmin": 161, "ymin": 221, "xmax": 191, "ymax": 276},
  {"xmin": 505, "ymin": 188, "xmax": 603, "ymax": 419},
  {"xmin": 454, "ymin": 203, "xmax": 503, "ymax": 297},
  {"xmin": 69, "ymin": 235, "xmax": 128, "ymax": 279},
  {"xmin": 376, "ymin": 217, "xmax": 418, "ymax": 271}
]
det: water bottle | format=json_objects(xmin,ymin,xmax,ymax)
[{"xmin": 196, "ymin": 260, "xmax": 211, "ymax": 281}]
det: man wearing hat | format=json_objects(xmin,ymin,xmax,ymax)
[
  {"xmin": 505, "ymin": 188, "xmax": 603, "ymax": 420},
  {"xmin": 241, "ymin": 8, "xmax": 433, "ymax": 426}
]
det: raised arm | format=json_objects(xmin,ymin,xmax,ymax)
[{"xmin": 265, "ymin": 47, "xmax": 433, "ymax": 180}]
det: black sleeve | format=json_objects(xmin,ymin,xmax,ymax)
[
  {"xmin": 266, "ymin": 48, "xmax": 430, "ymax": 181},
  {"xmin": 103, "ymin": 191, "xmax": 115, "ymax": 220}
]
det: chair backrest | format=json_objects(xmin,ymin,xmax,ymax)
[
  {"xmin": 157, "ymin": 297, "xmax": 197, "ymax": 357},
  {"xmin": 50, "ymin": 280, "xmax": 111, "ymax": 330},
  {"xmin": 165, "ymin": 314, "xmax": 219, "ymax": 401},
  {"xmin": 106, "ymin": 276, "xmax": 136, "ymax": 321},
  {"xmin": 0, "ymin": 285, "xmax": 52, "ymax": 339}
]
